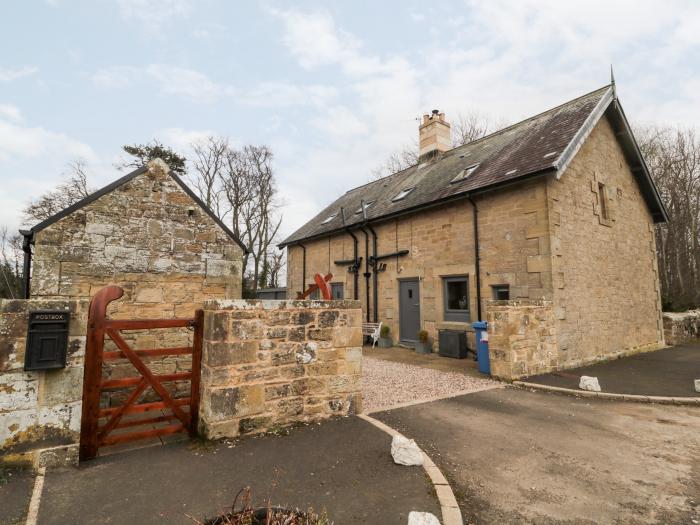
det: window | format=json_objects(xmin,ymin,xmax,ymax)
[
  {"xmin": 308, "ymin": 286, "xmax": 320, "ymax": 300},
  {"xmin": 492, "ymin": 285, "xmax": 510, "ymax": 301},
  {"xmin": 392, "ymin": 187, "xmax": 415, "ymax": 202},
  {"xmin": 331, "ymin": 283, "xmax": 344, "ymax": 300},
  {"xmin": 443, "ymin": 276, "xmax": 470, "ymax": 322},
  {"xmin": 355, "ymin": 201, "xmax": 374, "ymax": 214},
  {"xmin": 450, "ymin": 164, "xmax": 479, "ymax": 183},
  {"xmin": 598, "ymin": 182, "xmax": 609, "ymax": 220},
  {"xmin": 321, "ymin": 213, "xmax": 337, "ymax": 225}
]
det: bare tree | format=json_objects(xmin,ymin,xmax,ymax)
[
  {"xmin": 0, "ymin": 226, "xmax": 23, "ymax": 299},
  {"xmin": 188, "ymin": 140, "xmax": 284, "ymax": 296},
  {"xmin": 638, "ymin": 125, "xmax": 700, "ymax": 310},
  {"xmin": 188, "ymin": 136, "xmax": 229, "ymax": 219},
  {"xmin": 23, "ymin": 160, "xmax": 93, "ymax": 224}
]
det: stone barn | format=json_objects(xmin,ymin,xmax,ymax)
[
  {"xmin": 281, "ymin": 83, "xmax": 668, "ymax": 379},
  {"xmin": 18, "ymin": 159, "xmax": 246, "ymax": 406}
]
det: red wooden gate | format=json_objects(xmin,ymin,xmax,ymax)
[{"xmin": 79, "ymin": 285, "xmax": 203, "ymax": 460}]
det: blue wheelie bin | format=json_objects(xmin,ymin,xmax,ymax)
[{"xmin": 472, "ymin": 321, "xmax": 490, "ymax": 375}]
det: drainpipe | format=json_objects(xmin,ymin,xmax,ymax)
[
  {"xmin": 466, "ymin": 196, "xmax": 483, "ymax": 321},
  {"xmin": 357, "ymin": 225, "xmax": 371, "ymax": 322},
  {"xmin": 340, "ymin": 208, "xmax": 359, "ymax": 300},
  {"xmin": 367, "ymin": 223, "xmax": 379, "ymax": 323},
  {"xmin": 298, "ymin": 242, "xmax": 307, "ymax": 297},
  {"xmin": 19, "ymin": 229, "xmax": 33, "ymax": 299}
]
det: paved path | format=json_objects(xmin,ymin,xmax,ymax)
[
  {"xmin": 21, "ymin": 417, "xmax": 439, "ymax": 525},
  {"xmin": 0, "ymin": 467, "xmax": 35, "ymax": 525},
  {"xmin": 375, "ymin": 387, "xmax": 700, "ymax": 524},
  {"xmin": 524, "ymin": 344, "xmax": 700, "ymax": 397}
]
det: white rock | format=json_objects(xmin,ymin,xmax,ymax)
[
  {"xmin": 579, "ymin": 376, "xmax": 601, "ymax": 392},
  {"xmin": 694, "ymin": 379, "xmax": 700, "ymax": 393},
  {"xmin": 391, "ymin": 435, "xmax": 423, "ymax": 466},
  {"xmin": 408, "ymin": 511, "xmax": 441, "ymax": 525}
]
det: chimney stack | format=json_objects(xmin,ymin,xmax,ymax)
[{"xmin": 419, "ymin": 109, "xmax": 451, "ymax": 162}]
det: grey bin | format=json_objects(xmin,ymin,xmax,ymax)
[{"xmin": 438, "ymin": 329, "xmax": 469, "ymax": 359}]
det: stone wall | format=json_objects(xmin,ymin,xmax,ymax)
[
  {"xmin": 29, "ymin": 160, "xmax": 245, "ymax": 407},
  {"xmin": 0, "ymin": 299, "xmax": 88, "ymax": 469},
  {"xmin": 486, "ymin": 300, "xmax": 557, "ymax": 380},
  {"xmin": 663, "ymin": 310, "xmax": 700, "ymax": 345},
  {"xmin": 545, "ymin": 116, "xmax": 665, "ymax": 367},
  {"xmin": 199, "ymin": 299, "xmax": 363, "ymax": 439}
]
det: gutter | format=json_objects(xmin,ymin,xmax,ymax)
[
  {"xmin": 466, "ymin": 196, "xmax": 483, "ymax": 321},
  {"xmin": 19, "ymin": 229, "xmax": 33, "ymax": 299},
  {"xmin": 340, "ymin": 207, "xmax": 360, "ymax": 300},
  {"xmin": 366, "ymin": 223, "xmax": 379, "ymax": 323},
  {"xmin": 298, "ymin": 242, "xmax": 307, "ymax": 298}
]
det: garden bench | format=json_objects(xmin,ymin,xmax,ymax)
[{"xmin": 362, "ymin": 321, "xmax": 383, "ymax": 347}]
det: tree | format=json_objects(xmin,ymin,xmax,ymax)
[
  {"xmin": 0, "ymin": 226, "xmax": 23, "ymax": 299},
  {"xmin": 119, "ymin": 140, "xmax": 187, "ymax": 175},
  {"xmin": 23, "ymin": 160, "xmax": 93, "ymax": 224},
  {"xmin": 188, "ymin": 136, "xmax": 228, "ymax": 218},
  {"xmin": 186, "ymin": 139, "xmax": 284, "ymax": 296},
  {"xmin": 371, "ymin": 111, "xmax": 500, "ymax": 179},
  {"xmin": 637, "ymin": 125, "xmax": 700, "ymax": 310}
]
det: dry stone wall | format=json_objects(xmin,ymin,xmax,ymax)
[
  {"xmin": 0, "ymin": 299, "xmax": 88, "ymax": 469},
  {"xmin": 663, "ymin": 310, "xmax": 700, "ymax": 345},
  {"xmin": 199, "ymin": 299, "xmax": 363, "ymax": 439}
]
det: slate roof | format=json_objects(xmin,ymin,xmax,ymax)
[
  {"xmin": 25, "ymin": 165, "xmax": 249, "ymax": 253},
  {"xmin": 280, "ymin": 85, "xmax": 667, "ymax": 247}
]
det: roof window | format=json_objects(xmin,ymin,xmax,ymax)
[
  {"xmin": 451, "ymin": 164, "xmax": 480, "ymax": 183},
  {"xmin": 392, "ymin": 187, "xmax": 415, "ymax": 202},
  {"xmin": 321, "ymin": 213, "xmax": 337, "ymax": 225}
]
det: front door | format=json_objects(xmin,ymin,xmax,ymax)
[{"xmin": 399, "ymin": 279, "xmax": 421, "ymax": 343}]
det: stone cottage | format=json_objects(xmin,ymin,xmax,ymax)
[
  {"xmin": 18, "ymin": 159, "xmax": 246, "ymax": 404},
  {"xmin": 21, "ymin": 159, "xmax": 246, "ymax": 309},
  {"xmin": 280, "ymin": 84, "xmax": 668, "ymax": 378}
]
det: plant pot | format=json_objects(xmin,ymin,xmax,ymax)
[
  {"xmin": 378, "ymin": 337, "xmax": 393, "ymax": 348},
  {"xmin": 414, "ymin": 341, "xmax": 432, "ymax": 354}
]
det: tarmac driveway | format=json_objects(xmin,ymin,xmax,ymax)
[{"xmin": 375, "ymin": 388, "xmax": 700, "ymax": 524}]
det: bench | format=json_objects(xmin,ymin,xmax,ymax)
[{"xmin": 362, "ymin": 321, "xmax": 383, "ymax": 347}]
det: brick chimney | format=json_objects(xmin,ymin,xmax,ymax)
[{"xmin": 419, "ymin": 109, "xmax": 451, "ymax": 161}]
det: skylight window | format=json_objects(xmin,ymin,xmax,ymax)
[
  {"xmin": 321, "ymin": 213, "xmax": 337, "ymax": 225},
  {"xmin": 392, "ymin": 187, "xmax": 415, "ymax": 202},
  {"xmin": 355, "ymin": 201, "xmax": 374, "ymax": 214},
  {"xmin": 451, "ymin": 164, "xmax": 480, "ymax": 183}
]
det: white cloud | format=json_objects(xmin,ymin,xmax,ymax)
[
  {"xmin": 0, "ymin": 104, "xmax": 22, "ymax": 122},
  {"xmin": 159, "ymin": 127, "xmax": 218, "ymax": 152},
  {"xmin": 92, "ymin": 64, "xmax": 234, "ymax": 103},
  {"xmin": 0, "ymin": 66, "xmax": 38, "ymax": 83},
  {"xmin": 0, "ymin": 119, "xmax": 96, "ymax": 162},
  {"xmin": 242, "ymin": 82, "xmax": 337, "ymax": 108},
  {"xmin": 116, "ymin": 0, "xmax": 191, "ymax": 26}
]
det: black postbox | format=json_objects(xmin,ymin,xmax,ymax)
[{"xmin": 24, "ymin": 310, "xmax": 71, "ymax": 371}]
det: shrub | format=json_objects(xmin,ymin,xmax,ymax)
[
  {"xmin": 380, "ymin": 324, "xmax": 390, "ymax": 337},
  {"xmin": 417, "ymin": 330, "xmax": 429, "ymax": 343}
]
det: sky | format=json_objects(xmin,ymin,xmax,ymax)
[{"xmin": 2, "ymin": 0, "xmax": 700, "ymax": 242}]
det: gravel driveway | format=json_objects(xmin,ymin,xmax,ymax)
[{"xmin": 362, "ymin": 356, "xmax": 500, "ymax": 412}]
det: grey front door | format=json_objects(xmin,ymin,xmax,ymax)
[{"xmin": 399, "ymin": 279, "xmax": 421, "ymax": 343}]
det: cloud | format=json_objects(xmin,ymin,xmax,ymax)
[
  {"xmin": 0, "ymin": 118, "xmax": 96, "ymax": 163},
  {"xmin": 0, "ymin": 104, "xmax": 22, "ymax": 122},
  {"xmin": 242, "ymin": 82, "xmax": 337, "ymax": 108},
  {"xmin": 0, "ymin": 66, "xmax": 38, "ymax": 83},
  {"xmin": 92, "ymin": 64, "xmax": 234, "ymax": 103},
  {"xmin": 116, "ymin": 0, "xmax": 191, "ymax": 26},
  {"xmin": 159, "ymin": 127, "xmax": 218, "ymax": 152}
]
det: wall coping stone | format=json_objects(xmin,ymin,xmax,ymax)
[{"xmin": 204, "ymin": 299, "xmax": 362, "ymax": 310}]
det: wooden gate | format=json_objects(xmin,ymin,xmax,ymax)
[{"xmin": 79, "ymin": 285, "xmax": 203, "ymax": 460}]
